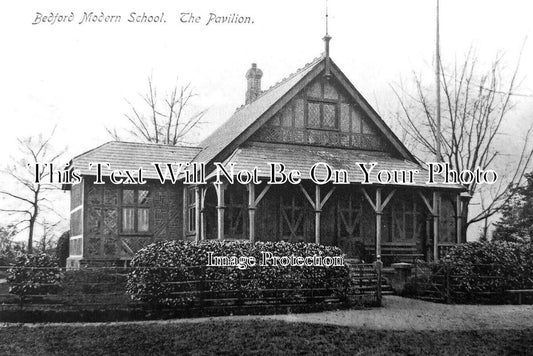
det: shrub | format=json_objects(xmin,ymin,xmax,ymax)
[
  {"xmin": 55, "ymin": 231, "xmax": 70, "ymax": 268},
  {"xmin": 7, "ymin": 253, "xmax": 61, "ymax": 300},
  {"xmin": 409, "ymin": 241, "xmax": 533, "ymax": 303},
  {"xmin": 127, "ymin": 240, "xmax": 350, "ymax": 307},
  {"xmin": 445, "ymin": 241, "xmax": 533, "ymax": 292}
]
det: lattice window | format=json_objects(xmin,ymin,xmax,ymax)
[
  {"xmin": 307, "ymin": 101, "xmax": 338, "ymax": 130},
  {"xmin": 323, "ymin": 103, "xmax": 337, "ymax": 128},
  {"xmin": 121, "ymin": 188, "xmax": 151, "ymax": 233},
  {"xmin": 308, "ymin": 102, "xmax": 321, "ymax": 128}
]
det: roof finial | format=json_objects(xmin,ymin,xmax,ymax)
[
  {"xmin": 325, "ymin": 0, "xmax": 329, "ymax": 36},
  {"xmin": 323, "ymin": 0, "xmax": 332, "ymax": 77}
]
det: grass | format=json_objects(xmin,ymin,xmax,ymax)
[{"xmin": 0, "ymin": 320, "xmax": 532, "ymax": 355}]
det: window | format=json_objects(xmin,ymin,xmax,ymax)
[
  {"xmin": 187, "ymin": 187, "xmax": 196, "ymax": 233},
  {"xmin": 388, "ymin": 197, "xmax": 420, "ymax": 241},
  {"xmin": 307, "ymin": 101, "xmax": 338, "ymax": 130},
  {"xmin": 121, "ymin": 188, "xmax": 150, "ymax": 233}
]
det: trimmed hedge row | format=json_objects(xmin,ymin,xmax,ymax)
[
  {"xmin": 7, "ymin": 254, "xmax": 61, "ymax": 299},
  {"xmin": 444, "ymin": 241, "xmax": 533, "ymax": 293},
  {"xmin": 126, "ymin": 240, "xmax": 350, "ymax": 307},
  {"xmin": 406, "ymin": 241, "xmax": 533, "ymax": 303}
]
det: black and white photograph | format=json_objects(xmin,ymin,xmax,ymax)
[{"xmin": 1, "ymin": 1, "xmax": 532, "ymax": 355}]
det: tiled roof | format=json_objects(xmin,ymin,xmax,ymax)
[
  {"xmin": 70, "ymin": 141, "xmax": 202, "ymax": 180},
  {"xmin": 67, "ymin": 55, "xmax": 459, "ymax": 192},
  {"xmin": 212, "ymin": 142, "xmax": 465, "ymax": 190},
  {"xmin": 194, "ymin": 56, "xmax": 325, "ymax": 166}
]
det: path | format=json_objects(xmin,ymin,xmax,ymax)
[{"xmin": 4, "ymin": 296, "xmax": 533, "ymax": 330}]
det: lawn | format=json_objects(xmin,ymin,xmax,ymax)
[{"xmin": 0, "ymin": 320, "xmax": 531, "ymax": 355}]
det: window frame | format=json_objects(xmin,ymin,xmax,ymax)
[
  {"xmin": 306, "ymin": 98, "xmax": 339, "ymax": 131},
  {"xmin": 120, "ymin": 188, "xmax": 152, "ymax": 235}
]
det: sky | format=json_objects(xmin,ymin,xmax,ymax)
[{"xmin": 1, "ymin": 0, "xmax": 532, "ymax": 240}]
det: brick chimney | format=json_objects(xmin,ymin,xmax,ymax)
[{"xmin": 245, "ymin": 63, "xmax": 263, "ymax": 104}]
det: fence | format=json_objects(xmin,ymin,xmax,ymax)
[
  {"xmin": 0, "ymin": 263, "xmax": 381, "ymax": 319},
  {"xmin": 411, "ymin": 261, "xmax": 507, "ymax": 303}
]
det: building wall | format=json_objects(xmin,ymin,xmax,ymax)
[
  {"xmin": 68, "ymin": 177, "xmax": 184, "ymax": 266},
  {"xmin": 70, "ymin": 176, "xmax": 459, "ymax": 266}
]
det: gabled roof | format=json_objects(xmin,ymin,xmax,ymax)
[
  {"xmin": 194, "ymin": 55, "xmax": 417, "ymax": 170},
  {"xmin": 211, "ymin": 142, "xmax": 464, "ymax": 190},
  {"xmin": 194, "ymin": 56, "xmax": 326, "ymax": 167},
  {"xmin": 328, "ymin": 62, "xmax": 417, "ymax": 163},
  {"xmin": 69, "ymin": 141, "xmax": 201, "ymax": 180},
  {"xmin": 66, "ymin": 54, "xmax": 454, "ymax": 190}
]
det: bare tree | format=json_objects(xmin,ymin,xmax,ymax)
[
  {"xmin": 392, "ymin": 48, "xmax": 533, "ymax": 237},
  {"xmin": 0, "ymin": 129, "xmax": 66, "ymax": 253},
  {"xmin": 107, "ymin": 76, "xmax": 207, "ymax": 145},
  {"xmin": 0, "ymin": 224, "xmax": 17, "ymax": 253},
  {"xmin": 36, "ymin": 219, "xmax": 61, "ymax": 253}
]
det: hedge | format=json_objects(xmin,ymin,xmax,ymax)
[
  {"xmin": 406, "ymin": 241, "xmax": 533, "ymax": 303},
  {"xmin": 7, "ymin": 253, "xmax": 61, "ymax": 299},
  {"xmin": 444, "ymin": 241, "xmax": 533, "ymax": 293},
  {"xmin": 126, "ymin": 240, "xmax": 350, "ymax": 307}
]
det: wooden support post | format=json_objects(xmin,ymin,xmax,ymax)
[
  {"xmin": 375, "ymin": 259, "xmax": 383, "ymax": 306},
  {"xmin": 200, "ymin": 187, "xmax": 207, "ymax": 240},
  {"xmin": 455, "ymin": 194, "xmax": 462, "ymax": 244},
  {"xmin": 361, "ymin": 187, "xmax": 395, "ymax": 262},
  {"xmin": 248, "ymin": 183, "xmax": 256, "ymax": 242},
  {"xmin": 214, "ymin": 183, "xmax": 226, "ymax": 240},
  {"xmin": 418, "ymin": 190, "xmax": 441, "ymax": 261},
  {"xmin": 315, "ymin": 185, "xmax": 321, "ymax": 244},
  {"xmin": 247, "ymin": 184, "xmax": 270, "ymax": 243},
  {"xmin": 433, "ymin": 191, "xmax": 440, "ymax": 262},
  {"xmin": 425, "ymin": 216, "xmax": 432, "ymax": 262},
  {"xmin": 375, "ymin": 188, "xmax": 382, "ymax": 261},
  {"xmin": 194, "ymin": 186, "xmax": 201, "ymax": 243}
]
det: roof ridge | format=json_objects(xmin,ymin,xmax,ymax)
[
  {"xmin": 233, "ymin": 54, "xmax": 324, "ymax": 113},
  {"xmin": 107, "ymin": 140, "xmax": 203, "ymax": 149}
]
